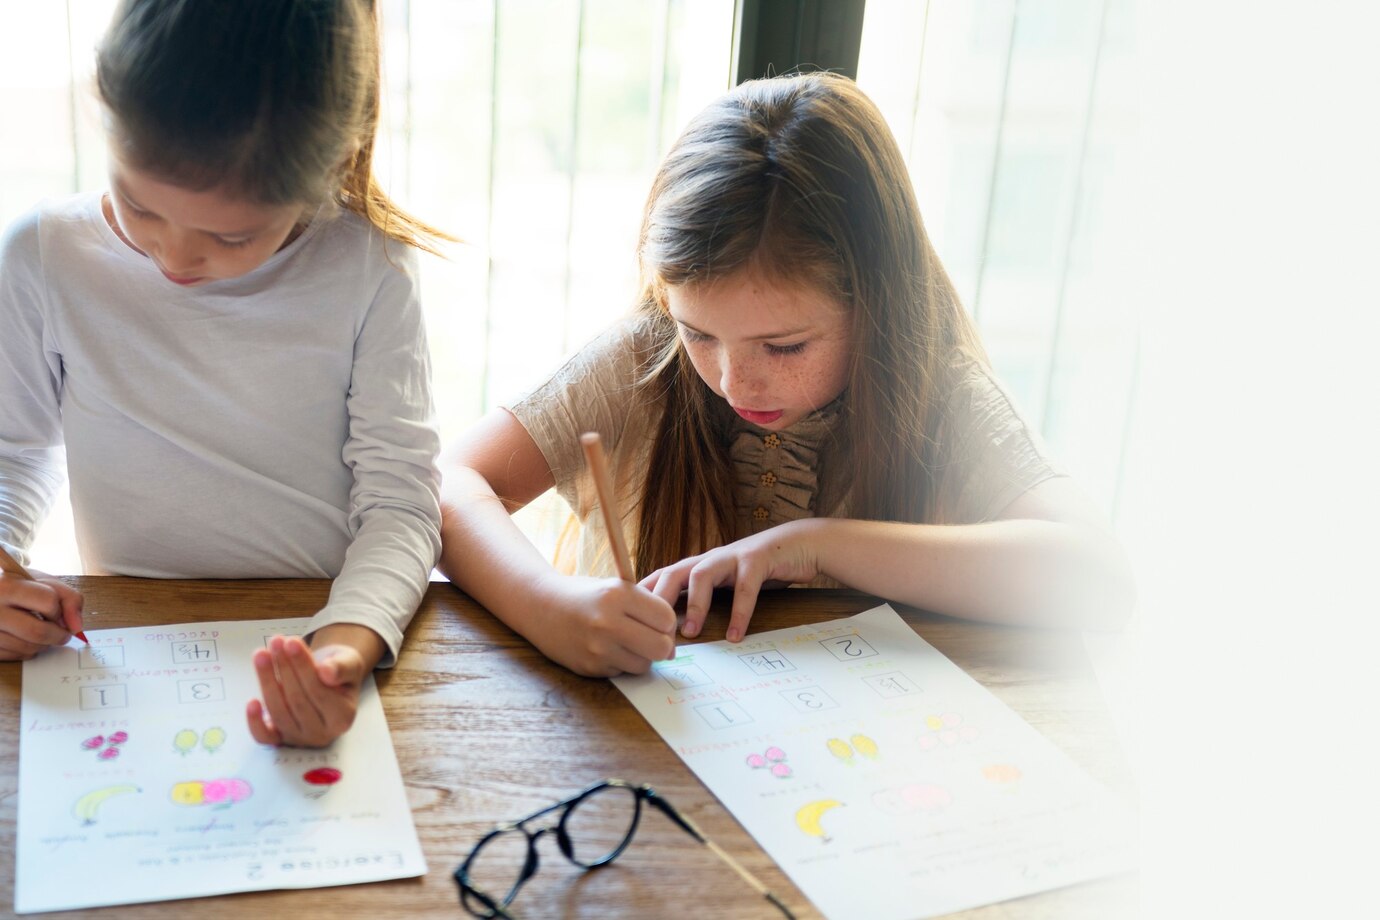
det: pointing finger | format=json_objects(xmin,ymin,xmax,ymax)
[{"xmin": 725, "ymin": 562, "xmax": 764, "ymax": 642}]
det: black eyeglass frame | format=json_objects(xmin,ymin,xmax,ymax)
[{"xmin": 453, "ymin": 779, "xmax": 795, "ymax": 919}]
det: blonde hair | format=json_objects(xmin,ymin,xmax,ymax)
[
  {"xmin": 96, "ymin": 0, "xmax": 452, "ymax": 255},
  {"xmin": 632, "ymin": 72, "xmax": 985, "ymax": 576}
]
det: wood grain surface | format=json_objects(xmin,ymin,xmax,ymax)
[{"xmin": 0, "ymin": 578, "xmax": 1138, "ymax": 918}]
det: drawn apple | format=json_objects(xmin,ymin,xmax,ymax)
[
  {"xmin": 302, "ymin": 767, "xmax": 342, "ymax": 798},
  {"xmin": 303, "ymin": 767, "xmax": 342, "ymax": 786}
]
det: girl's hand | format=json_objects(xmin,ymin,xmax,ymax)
[
  {"xmin": 246, "ymin": 634, "xmax": 369, "ymax": 748},
  {"xmin": 0, "ymin": 571, "xmax": 84, "ymax": 660},
  {"xmin": 643, "ymin": 520, "xmax": 823, "ymax": 642},
  {"xmin": 532, "ymin": 575, "xmax": 678, "ymax": 677}
]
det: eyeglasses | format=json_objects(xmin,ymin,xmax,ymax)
[{"xmin": 453, "ymin": 779, "xmax": 796, "ymax": 919}]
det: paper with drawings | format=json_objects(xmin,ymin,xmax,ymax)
[
  {"xmin": 16, "ymin": 618, "xmax": 424, "ymax": 914},
  {"xmin": 612, "ymin": 604, "xmax": 1133, "ymax": 919}
]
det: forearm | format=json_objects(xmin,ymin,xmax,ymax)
[
  {"xmin": 0, "ymin": 453, "xmax": 66, "ymax": 565},
  {"xmin": 311, "ymin": 504, "xmax": 439, "ymax": 667},
  {"xmin": 438, "ymin": 467, "xmax": 566, "ymax": 640},
  {"xmin": 308, "ymin": 622, "xmax": 387, "ymax": 671},
  {"xmin": 802, "ymin": 517, "xmax": 1135, "ymax": 628}
]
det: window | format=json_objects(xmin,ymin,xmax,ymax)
[
  {"xmin": 2, "ymin": 0, "xmax": 1138, "ymax": 570},
  {"xmin": 857, "ymin": 0, "xmax": 1140, "ymax": 519}
]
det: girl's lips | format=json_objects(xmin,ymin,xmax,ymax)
[
  {"xmin": 159, "ymin": 267, "xmax": 205, "ymax": 286},
  {"xmin": 733, "ymin": 407, "xmax": 784, "ymax": 425}
]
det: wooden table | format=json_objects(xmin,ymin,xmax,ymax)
[{"xmin": 0, "ymin": 578, "xmax": 1137, "ymax": 918}]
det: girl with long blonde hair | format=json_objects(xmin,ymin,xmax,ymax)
[{"xmin": 439, "ymin": 72, "xmax": 1133, "ymax": 676}]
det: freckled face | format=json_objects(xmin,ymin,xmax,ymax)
[
  {"xmin": 666, "ymin": 270, "xmax": 853, "ymax": 431},
  {"xmin": 102, "ymin": 157, "xmax": 306, "ymax": 287}
]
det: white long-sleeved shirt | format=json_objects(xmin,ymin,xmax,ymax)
[{"xmin": 0, "ymin": 193, "xmax": 441, "ymax": 666}]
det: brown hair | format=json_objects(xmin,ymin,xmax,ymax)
[
  {"xmin": 632, "ymin": 72, "xmax": 985, "ymax": 576},
  {"xmin": 96, "ymin": 0, "xmax": 452, "ymax": 254}
]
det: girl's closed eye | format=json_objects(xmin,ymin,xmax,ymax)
[
  {"xmin": 679, "ymin": 325, "xmax": 713, "ymax": 344},
  {"xmin": 766, "ymin": 341, "xmax": 807, "ymax": 356},
  {"xmin": 215, "ymin": 235, "xmax": 255, "ymax": 249}
]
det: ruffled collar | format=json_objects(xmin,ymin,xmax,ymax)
[{"xmin": 727, "ymin": 398, "xmax": 845, "ymax": 532}]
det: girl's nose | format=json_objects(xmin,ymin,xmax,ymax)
[
  {"xmin": 157, "ymin": 230, "xmax": 206, "ymax": 273},
  {"xmin": 719, "ymin": 352, "xmax": 763, "ymax": 404}
]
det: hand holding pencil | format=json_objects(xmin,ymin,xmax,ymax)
[
  {"xmin": 0, "ymin": 545, "xmax": 88, "ymax": 660},
  {"xmin": 507, "ymin": 432, "xmax": 676, "ymax": 677}
]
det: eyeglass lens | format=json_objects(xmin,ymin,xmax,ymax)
[
  {"xmin": 463, "ymin": 828, "xmax": 532, "ymax": 914},
  {"xmin": 562, "ymin": 783, "xmax": 641, "ymax": 867}
]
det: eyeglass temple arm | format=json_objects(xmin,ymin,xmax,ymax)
[{"xmin": 645, "ymin": 795, "xmax": 797, "ymax": 920}]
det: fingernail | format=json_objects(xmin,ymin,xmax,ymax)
[
  {"xmin": 727, "ymin": 627, "xmax": 741, "ymax": 642},
  {"xmin": 682, "ymin": 623, "xmax": 699, "ymax": 638}
]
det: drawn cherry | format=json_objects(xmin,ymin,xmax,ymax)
[
  {"xmin": 98, "ymin": 746, "xmax": 120, "ymax": 760},
  {"xmin": 770, "ymin": 763, "xmax": 792, "ymax": 779},
  {"xmin": 302, "ymin": 767, "xmax": 342, "ymax": 786},
  {"xmin": 745, "ymin": 753, "xmax": 767, "ymax": 769},
  {"xmin": 765, "ymin": 746, "xmax": 786, "ymax": 762},
  {"xmin": 81, "ymin": 735, "xmax": 104, "ymax": 750},
  {"xmin": 108, "ymin": 731, "xmax": 128, "ymax": 745}
]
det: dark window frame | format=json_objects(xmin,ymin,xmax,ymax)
[{"xmin": 731, "ymin": 0, "xmax": 867, "ymax": 84}]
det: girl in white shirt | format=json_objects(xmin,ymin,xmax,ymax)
[{"xmin": 0, "ymin": 0, "xmax": 449, "ymax": 747}]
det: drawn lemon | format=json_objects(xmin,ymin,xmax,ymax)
[
  {"xmin": 170, "ymin": 781, "xmax": 205, "ymax": 805},
  {"xmin": 826, "ymin": 738, "xmax": 853, "ymax": 761},
  {"xmin": 850, "ymin": 734, "xmax": 879, "ymax": 759}
]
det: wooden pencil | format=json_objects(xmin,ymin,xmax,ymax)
[{"xmin": 579, "ymin": 432, "xmax": 636, "ymax": 583}]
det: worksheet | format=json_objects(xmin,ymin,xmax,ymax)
[
  {"xmin": 612, "ymin": 605, "xmax": 1133, "ymax": 919},
  {"xmin": 15, "ymin": 618, "xmax": 425, "ymax": 914}
]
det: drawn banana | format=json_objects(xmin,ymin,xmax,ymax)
[
  {"xmin": 72, "ymin": 784, "xmax": 140, "ymax": 825},
  {"xmin": 794, "ymin": 799, "xmax": 843, "ymax": 842}
]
